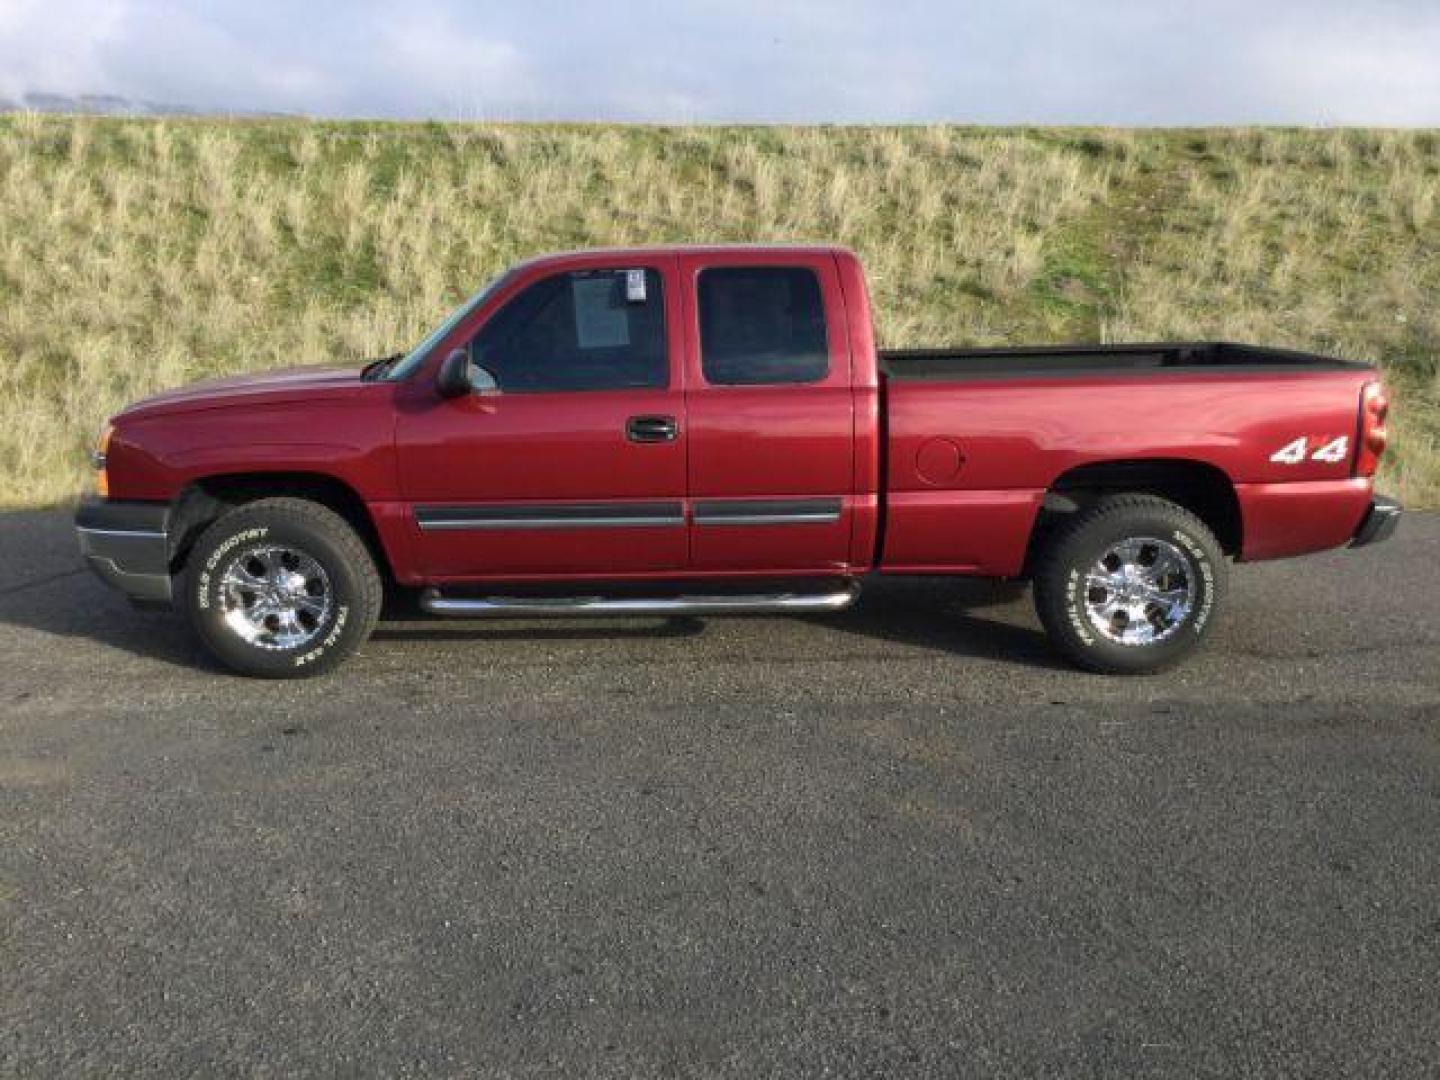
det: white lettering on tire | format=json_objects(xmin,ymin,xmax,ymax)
[
  {"xmin": 197, "ymin": 527, "xmax": 269, "ymax": 610},
  {"xmin": 1066, "ymin": 568, "xmax": 1096, "ymax": 646},
  {"xmin": 1173, "ymin": 529, "xmax": 1214, "ymax": 632},
  {"xmin": 294, "ymin": 605, "xmax": 348, "ymax": 667}
]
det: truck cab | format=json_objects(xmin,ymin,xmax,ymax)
[{"xmin": 390, "ymin": 246, "xmax": 875, "ymax": 582}]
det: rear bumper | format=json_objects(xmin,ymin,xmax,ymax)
[
  {"xmin": 1350, "ymin": 496, "xmax": 1403, "ymax": 548},
  {"xmin": 74, "ymin": 497, "xmax": 172, "ymax": 604}
]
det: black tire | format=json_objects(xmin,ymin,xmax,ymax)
[
  {"xmin": 1033, "ymin": 494, "xmax": 1227, "ymax": 675},
  {"xmin": 182, "ymin": 498, "xmax": 382, "ymax": 678}
]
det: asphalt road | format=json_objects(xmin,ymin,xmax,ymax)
[{"xmin": 2, "ymin": 509, "xmax": 1438, "ymax": 1078}]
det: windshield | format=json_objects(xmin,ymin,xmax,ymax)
[{"xmin": 385, "ymin": 269, "xmax": 514, "ymax": 381}]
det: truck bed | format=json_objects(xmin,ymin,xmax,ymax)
[
  {"xmin": 880, "ymin": 342, "xmax": 1368, "ymax": 380},
  {"xmin": 879, "ymin": 346, "xmax": 1379, "ymax": 575}
]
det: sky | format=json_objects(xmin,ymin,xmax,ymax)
[{"xmin": 2, "ymin": 0, "xmax": 1439, "ymax": 125}]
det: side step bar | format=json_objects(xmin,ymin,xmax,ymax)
[{"xmin": 419, "ymin": 581, "xmax": 861, "ymax": 618}]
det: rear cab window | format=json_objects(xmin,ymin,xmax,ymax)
[{"xmin": 697, "ymin": 267, "xmax": 829, "ymax": 386}]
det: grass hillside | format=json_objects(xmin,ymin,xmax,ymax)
[{"xmin": 1, "ymin": 115, "xmax": 1436, "ymax": 507}]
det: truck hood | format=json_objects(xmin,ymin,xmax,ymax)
[{"xmin": 118, "ymin": 364, "xmax": 366, "ymax": 418}]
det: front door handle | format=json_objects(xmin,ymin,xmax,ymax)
[{"xmin": 627, "ymin": 415, "xmax": 678, "ymax": 443}]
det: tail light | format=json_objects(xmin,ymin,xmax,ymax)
[
  {"xmin": 1355, "ymin": 381, "xmax": 1389, "ymax": 477},
  {"xmin": 93, "ymin": 423, "xmax": 113, "ymax": 498}
]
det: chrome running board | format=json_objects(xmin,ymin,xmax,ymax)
[{"xmin": 419, "ymin": 582, "xmax": 860, "ymax": 618}]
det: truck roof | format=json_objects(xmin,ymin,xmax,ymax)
[{"xmin": 514, "ymin": 243, "xmax": 855, "ymax": 272}]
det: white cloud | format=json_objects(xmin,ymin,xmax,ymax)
[
  {"xmin": 367, "ymin": 6, "xmax": 534, "ymax": 120},
  {"xmin": 0, "ymin": 0, "xmax": 129, "ymax": 101},
  {"xmin": 1244, "ymin": 14, "xmax": 1440, "ymax": 125},
  {"xmin": 1, "ymin": 0, "xmax": 1439, "ymax": 123}
]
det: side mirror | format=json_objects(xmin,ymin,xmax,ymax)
[
  {"xmin": 437, "ymin": 348, "xmax": 500, "ymax": 399},
  {"xmin": 436, "ymin": 349, "xmax": 472, "ymax": 398}
]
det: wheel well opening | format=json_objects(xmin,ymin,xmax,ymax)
[
  {"xmin": 169, "ymin": 472, "xmax": 393, "ymax": 581},
  {"xmin": 1026, "ymin": 459, "xmax": 1242, "ymax": 571}
]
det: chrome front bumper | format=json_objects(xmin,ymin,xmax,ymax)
[{"xmin": 74, "ymin": 498, "xmax": 173, "ymax": 604}]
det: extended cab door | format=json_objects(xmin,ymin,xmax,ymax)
[
  {"xmin": 680, "ymin": 252, "xmax": 856, "ymax": 571},
  {"xmin": 395, "ymin": 258, "xmax": 687, "ymax": 579}
]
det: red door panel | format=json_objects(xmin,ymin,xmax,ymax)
[
  {"xmin": 396, "ymin": 390, "xmax": 687, "ymax": 577},
  {"xmin": 395, "ymin": 257, "xmax": 687, "ymax": 580},
  {"xmin": 679, "ymin": 252, "xmax": 856, "ymax": 572}
]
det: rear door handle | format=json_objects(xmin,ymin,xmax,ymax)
[{"xmin": 627, "ymin": 415, "xmax": 678, "ymax": 443}]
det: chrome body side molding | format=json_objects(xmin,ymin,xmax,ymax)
[
  {"xmin": 692, "ymin": 498, "xmax": 842, "ymax": 526},
  {"xmin": 415, "ymin": 502, "xmax": 685, "ymax": 531}
]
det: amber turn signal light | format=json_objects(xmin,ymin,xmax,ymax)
[{"xmin": 93, "ymin": 423, "xmax": 113, "ymax": 498}]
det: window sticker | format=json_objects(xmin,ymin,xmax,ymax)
[
  {"xmin": 625, "ymin": 268, "xmax": 647, "ymax": 303},
  {"xmin": 573, "ymin": 276, "xmax": 630, "ymax": 349}
]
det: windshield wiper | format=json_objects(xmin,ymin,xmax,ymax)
[{"xmin": 361, "ymin": 353, "xmax": 403, "ymax": 381}]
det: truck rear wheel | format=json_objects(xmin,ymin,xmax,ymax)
[
  {"xmin": 1033, "ymin": 494, "xmax": 1227, "ymax": 675},
  {"xmin": 182, "ymin": 498, "xmax": 382, "ymax": 678}
]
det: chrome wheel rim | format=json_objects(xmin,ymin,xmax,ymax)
[
  {"xmin": 1083, "ymin": 537, "xmax": 1196, "ymax": 646},
  {"xmin": 218, "ymin": 544, "xmax": 333, "ymax": 650}
]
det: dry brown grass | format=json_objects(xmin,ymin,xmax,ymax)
[
  {"xmin": 0, "ymin": 117, "xmax": 1435, "ymax": 507},
  {"xmin": 1100, "ymin": 129, "xmax": 1440, "ymax": 503}
]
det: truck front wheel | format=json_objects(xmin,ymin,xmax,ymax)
[
  {"xmin": 182, "ymin": 498, "xmax": 382, "ymax": 678},
  {"xmin": 1032, "ymin": 494, "xmax": 1227, "ymax": 675}
]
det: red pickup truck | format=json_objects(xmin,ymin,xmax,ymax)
[{"xmin": 76, "ymin": 245, "xmax": 1399, "ymax": 678}]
